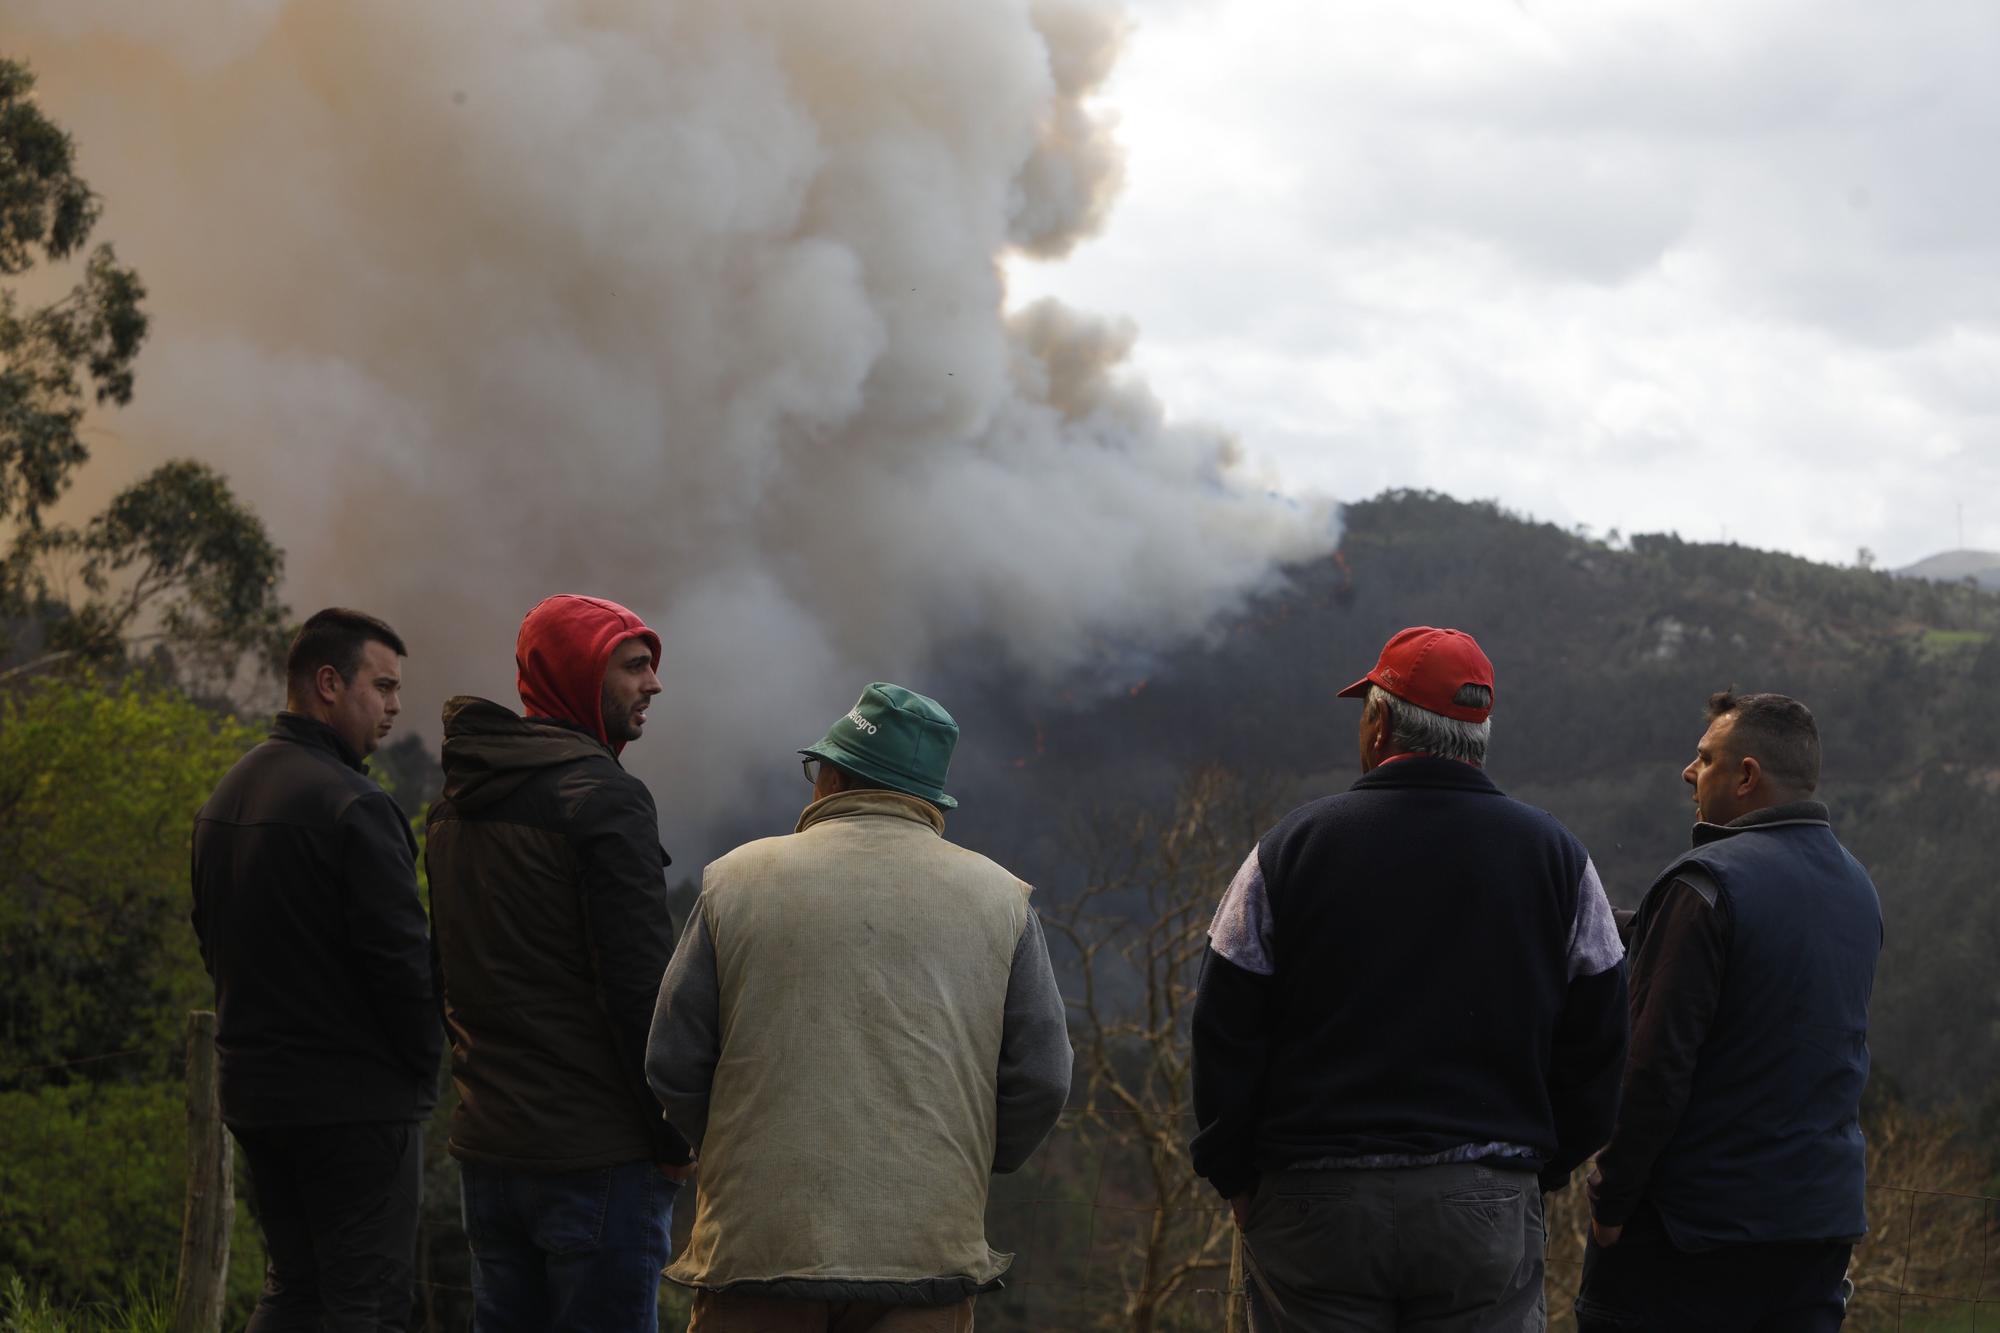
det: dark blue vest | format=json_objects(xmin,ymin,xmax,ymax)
[
  {"xmin": 1249, "ymin": 757, "xmax": 1595, "ymax": 1167},
  {"xmin": 1643, "ymin": 816, "xmax": 1882, "ymax": 1249}
]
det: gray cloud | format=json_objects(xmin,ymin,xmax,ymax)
[{"xmin": 1012, "ymin": 0, "xmax": 2000, "ymax": 564}]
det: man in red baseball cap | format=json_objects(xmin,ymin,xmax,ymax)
[
  {"xmin": 1191, "ymin": 626, "xmax": 1628, "ymax": 1332},
  {"xmin": 1337, "ymin": 625, "xmax": 1496, "ymax": 718},
  {"xmin": 428, "ymin": 594, "xmax": 695, "ymax": 1332}
]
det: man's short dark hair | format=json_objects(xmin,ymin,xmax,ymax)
[
  {"xmin": 286, "ymin": 608, "xmax": 407, "ymax": 697},
  {"xmin": 1707, "ymin": 689, "xmax": 1820, "ymax": 794}
]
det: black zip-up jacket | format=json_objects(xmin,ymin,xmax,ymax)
[
  {"xmin": 191, "ymin": 712, "xmax": 442, "ymax": 1126},
  {"xmin": 427, "ymin": 697, "xmax": 692, "ymax": 1170}
]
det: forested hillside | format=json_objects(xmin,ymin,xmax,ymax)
[{"xmin": 944, "ymin": 489, "xmax": 2000, "ymax": 1111}]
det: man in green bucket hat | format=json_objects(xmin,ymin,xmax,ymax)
[
  {"xmin": 797, "ymin": 681, "xmax": 963, "ymax": 809},
  {"xmin": 646, "ymin": 683, "xmax": 1072, "ymax": 1332}
]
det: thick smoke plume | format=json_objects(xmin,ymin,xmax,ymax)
[{"xmin": 14, "ymin": 0, "xmax": 1335, "ymax": 844}]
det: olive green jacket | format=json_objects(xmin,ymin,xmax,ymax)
[
  {"xmin": 428, "ymin": 697, "xmax": 688, "ymax": 1170},
  {"xmin": 646, "ymin": 789, "xmax": 1071, "ymax": 1304}
]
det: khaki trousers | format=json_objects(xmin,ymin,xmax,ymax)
[{"xmin": 687, "ymin": 1291, "xmax": 975, "ymax": 1332}]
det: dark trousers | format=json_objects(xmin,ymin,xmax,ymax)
[
  {"xmin": 1241, "ymin": 1162, "xmax": 1545, "ymax": 1332},
  {"xmin": 1574, "ymin": 1204, "xmax": 1852, "ymax": 1332},
  {"xmin": 460, "ymin": 1158, "xmax": 678, "ymax": 1333},
  {"xmin": 232, "ymin": 1120, "xmax": 424, "ymax": 1333}
]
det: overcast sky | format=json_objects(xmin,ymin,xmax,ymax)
[{"xmin": 1007, "ymin": 0, "xmax": 2000, "ymax": 568}]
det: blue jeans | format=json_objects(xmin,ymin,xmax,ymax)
[{"xmin": 461, "ymin": 1159, "xmax": 678, "ymax": 1333}]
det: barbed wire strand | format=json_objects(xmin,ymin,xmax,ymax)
[{"xmin": 0, "ymin": 1045, "xmax": 161, "ymax": 1081}]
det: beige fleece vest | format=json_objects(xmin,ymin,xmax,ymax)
[{"xmin": 666, "ymin": 790, "xmax": 1031, "ymax": 1292}]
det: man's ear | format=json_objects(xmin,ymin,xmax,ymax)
[
  {"xmin": 1736, "ymin": 753, "xmax": 1764, "ymax": 798},
  {"xmin": 314, "ymin": 663, "xmax": 345, "ymax": 706},
  {"xmin": 1366, "ymin": 719, "xmax": 1386, "ymax": 761}
]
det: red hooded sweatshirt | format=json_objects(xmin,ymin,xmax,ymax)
[{"xmin": 515, "ymin": 594, "xmax": 662, "ymax": 756}]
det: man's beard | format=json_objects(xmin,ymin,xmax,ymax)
[{"xmin": 602, "ymin": 694, "xmax": 641, "ymax": 744}]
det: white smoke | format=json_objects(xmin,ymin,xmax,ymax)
[{"xmin": 13, "ymin": 0, "xmax": 1336, "ymax": 844}]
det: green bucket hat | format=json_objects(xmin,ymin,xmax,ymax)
[{"xmin": 801, "ymin": 682, "xmax": 960, "ymax": 810}]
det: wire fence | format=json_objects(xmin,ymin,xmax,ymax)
[
  {"xmin": 8, "ymin": 1049, "xmax": 2000, "ymax": 1331},
  {"xmin": 1843, "ymin": 1181, "xmax": 2000, "ymax": 1331}
]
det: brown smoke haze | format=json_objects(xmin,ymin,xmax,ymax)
[{"xmin": 12, "ymin": 0, "xmax": 1336, "ymax": 841}]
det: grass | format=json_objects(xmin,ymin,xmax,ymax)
[{"xmin": 0, "ymin": 1274, "xmax": 172, "ymax": 1333}]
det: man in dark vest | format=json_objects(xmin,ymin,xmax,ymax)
[
  {"xmin": 1191, "ymin": 626, "xmax": 1629, "ymax": 1332},
  {"xmin": 1578, "ymin": 691, "xmax": 1883, "ymax": 1332}
]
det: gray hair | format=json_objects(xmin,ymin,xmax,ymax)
[{"xmin": 1366, "ymin": 684, "xmax": 1491, "ymax": 766}]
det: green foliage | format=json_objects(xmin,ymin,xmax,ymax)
[
  {"xmin": 23, "ymin": 461, "xmax": 288, "ymax": 679},
  {"xmin": 0, "ymin": 672, "xmax": 266, "ymax": 1321},
  {"xmin": 0, "ymin": 674, "xmax": 259, "ymax": 1080},
  {"xmin": 0, "ymin": 1082, "xmax": 179, "ymax": 1308},
  {"xmin": 0, "ymin": 62, "xmax": 99, "ymax": 270},
  {"xmin": 0, "ymin": 1081, "xmax": 261, "ymax": 1322},
  {"xmin": 0, "ymin": 57, "xmax": 298, "ymax": 1330},
  {"xmin": 0, "ymin": 60, "xmax": 282, "ymax": 686},
  {"xmin": 0, "ymin": 59, "xmax": 148, "ymax": 532}
]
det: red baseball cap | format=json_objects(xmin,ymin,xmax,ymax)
[{"xmin": 1337, "ymin": 626, "xmax": 1495, "ymax": 722}]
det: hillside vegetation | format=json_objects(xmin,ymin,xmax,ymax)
[{"xmin": 950, "ymin": 489, "xmax": 2000, "ymax": 1111}]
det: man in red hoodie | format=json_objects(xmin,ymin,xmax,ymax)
[{"xmin": 427, "ymin": 594, "xmax": 695, "ymax": 1332}]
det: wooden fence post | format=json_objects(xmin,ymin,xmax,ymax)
[
  {"xmin": 172, "ymin": 1009, "xmax": 232, "ymax": 1332},
  {"xmin": 1225, "ymin": 1226, "xmax": 1245, "ymax": 1333}
]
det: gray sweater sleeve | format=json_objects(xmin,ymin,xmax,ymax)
[
  {"xmin": 993, "ymin": 906, "xmax": 1073, "ymax": 1173},
  {"xmin": 645, "ymin": 897, "xmax": 722, "ymax": 1152}
]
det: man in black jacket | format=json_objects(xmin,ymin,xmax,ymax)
[
  {"xmin": 427, "ymin": 593, "xmax": 694, "ymax": 1333},
  {"xmin": 1190, "ymin": 626, "xmax": 1629, "ymax": 1332},
  {"xmin": 192, "ymin": 607, "xmax": 440, "ymax": 1332},
  {"xmin": 1577, "ymin": 692, "xmax": 1881, "ymax": 1332}
]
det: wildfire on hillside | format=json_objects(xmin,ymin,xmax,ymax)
[{"xmin": 1010, "ymin": 720, "xmax": 1048, "ymax": 770}]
